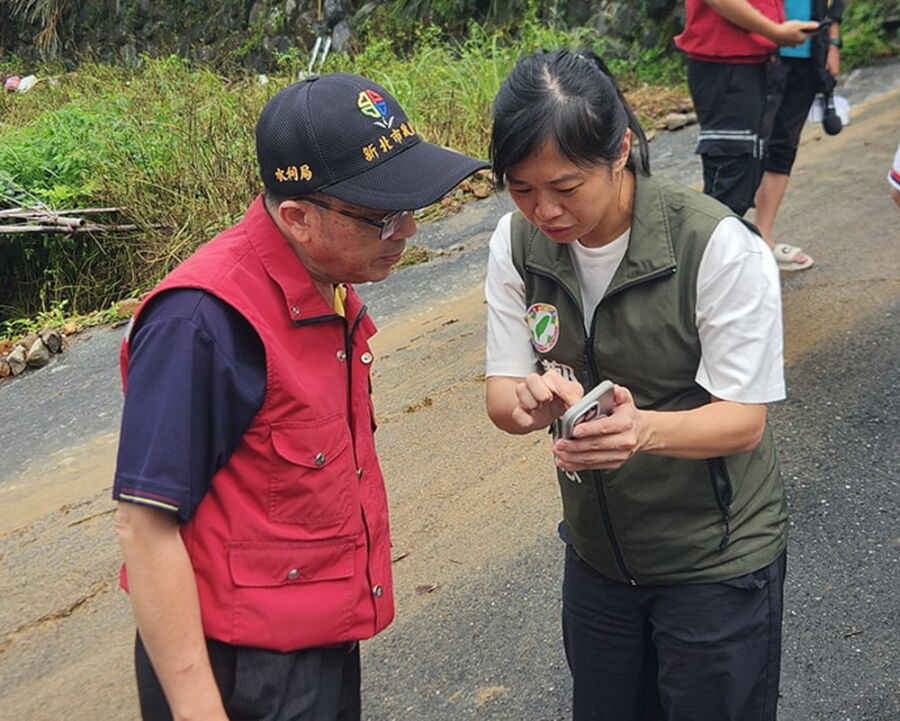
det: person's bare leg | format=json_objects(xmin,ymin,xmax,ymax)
[
  {"xmin": 754, "ymin": 169, "xmax": 813, "ymax": 269},
  {"xmin": 754, "ymin": 170, "xmax": 791, "ymax": 249}
]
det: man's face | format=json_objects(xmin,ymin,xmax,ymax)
[{"xmin": 284, "ymin": 197, "xmax": 416, "ymax": 286}]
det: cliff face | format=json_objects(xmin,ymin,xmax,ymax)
[
  {"xmin": 1, "ymin": 0, "xmax": 356, "ymax": 69},
  {"xmin": 1, "ymin": 1, "xmax": 682, "ymax": 71}
]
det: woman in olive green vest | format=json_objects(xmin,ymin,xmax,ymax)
[{"xmin": 484, "ymin": 49, "xmax": 789, "ymax": 721}]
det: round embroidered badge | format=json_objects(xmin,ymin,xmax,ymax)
[{"xmin": 526, "ymin": 303, "xmax": 560, "ymax": 353}]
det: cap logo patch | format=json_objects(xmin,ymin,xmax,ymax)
[
  {"xmin": 274, "ymin": 164, "xmax": 313, "ymax": 183},
  {"xmin": 358, "ymin": 89, "xmax": 394, "ymax": 129},
  {"xmin": 526, "ymin": 303, "xmax": 559, "ymax": 353}
]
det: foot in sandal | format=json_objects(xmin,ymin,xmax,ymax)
[{"xmin": 772, "ymin": 243, "xmax": 814, "ymax": 271}]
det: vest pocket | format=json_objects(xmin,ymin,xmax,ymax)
[
  {"xmin": 268, "ymin": 417, "xmax": 355, "ymax": 526},
  {"xmin": 228, "ymin": 537, "xmax": 355, "ymax": 587}
]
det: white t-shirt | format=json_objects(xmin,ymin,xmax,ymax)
[{"xmin": 484, "ymin": 212, "xmax": 786, "ymax": 404}]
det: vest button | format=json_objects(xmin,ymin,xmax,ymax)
[
  {"xmin": 315, "ymin": 453, "xmax": 326, "ymax": 466},
  {"xmin": 356, "ymin": 467, "xmax": 363, "ymax": 478},
  {"xmin": 372, "ymin": 584, "xmax": 383, "ymax": 597},
  {"xmin": 287, "ymin": 568, "xmax": 300, "ymax": 580},
  {"xmin": 336, "ymin": 349, "xmax": 347, "ymax": 361},
  {"xmin": 291, "ymin": 305, "xmax": 300, "ymax": 316},
  {"xmin": 360, "ymin": 352, "xmax": 373, "ymax": 364}
]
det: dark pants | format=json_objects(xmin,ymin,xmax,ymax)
[
  {"xmin": 562, "ymin": 546, "xmax": 786, "ymax": 721},
  {"xmin": 762, "ymin": 57, "xmax": 820, "ymax": 176},
  {"xmin": 687, "ymin": 59, "xmax": 769, "ymax": 216},
  {"xmin": 135, "ymin": 634, "xmax": 361, "ymax": 721}
]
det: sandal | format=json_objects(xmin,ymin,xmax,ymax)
[{"xmin": 772, "ymin": 243, "xmax": 814, "ymax": 271}]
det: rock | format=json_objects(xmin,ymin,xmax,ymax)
[
  {"xmin": 665, "ymin": 112, "xmax": 690, "ymax": 131},
  {"xmin": 472, "ymin": 182, "xmax": 491, "ymax": 199},
  {"xmin": 26, "ymin": 337, "xmax": 51, "ymax": 369},
  {"xmin": 0, "ymin": 338, "xmax": 13, "ymax": 355},
  {"xmin": 644, "ymin": 0, "xmax": 678, "ymax": 21},
  {"xmin": 685, "ymin": 111, "xmax": 698, "ymax": 125},
  {"xmin": 8, "ymin": 346, "xmax": 26, "ymax": 376},
  {"xmin": 39, "ymin": 327, "xmax": 63, "ymax": 354},
  {"xmin": 62, "ymin": 321, "xmax": 78, "ymax": 335},
  {"xmin": 331, "ymin": 19, "xmax": 352, "ymax": 53},
  {"xmin": 19, "ymin": 332, "xmax": 38, "ymax": 352},
  {"xmin": 116, "ymin": 297, "xmax": 142, "ymax": 317},
  {"xmin": 0, "ymin": 357, "xmax": 10, "ymax": 379},
  {"xmin": 610, "ymin": 4, "xmax": 641, "ymax": 38}
]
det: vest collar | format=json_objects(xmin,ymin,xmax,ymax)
[
  {"xmin": 241, "ymin": 195, "xmax": 366, "ymax": 326},
  {"xmin": 523, "ymin": 173, "xmax": 676, "ymax": 305},
  {"xmin": 606, "ymin": 172, "xmax": 677, "ymax": 298}
]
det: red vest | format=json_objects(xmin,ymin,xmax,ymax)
[
  {"xmin": 120, "ymin": 196, "xmax": 394, "ymax": 651},
  {"xmin": 675, "ymin": 0, "xmax": 785, "ymax": 63}
]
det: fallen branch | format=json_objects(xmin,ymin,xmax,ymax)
[
  {"xmin": 0, "ymin": 207, "xmax": 121, "ymax": 218},
  {"xmin": 0, "ymin": 223, "xmax": 158, "ymax": 235}
]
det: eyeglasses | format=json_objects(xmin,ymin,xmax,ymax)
[{"xmin": 301, "ymin": 196, "xmax": 412, "ymax": 241}]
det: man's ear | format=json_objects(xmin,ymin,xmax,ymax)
[{"xmin": 275, "ymin": 199, "xmax": 318, "ymax": 245}]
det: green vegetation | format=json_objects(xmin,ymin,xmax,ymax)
[
  {"xmin": 841, "ymin": 1, "xmax": 897, "ymax": 70},
  {"xmin": 0, "ymin": 0, "xmax": 896, "ymax": 338}
]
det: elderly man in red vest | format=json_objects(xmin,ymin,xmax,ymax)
[
  {"xmin": 113, "ymin": 74, "xmax": 487, "ymax": 721},
  {"xmin": 675, "ymin": 1, "xmax": 817, "ymax": 218}
]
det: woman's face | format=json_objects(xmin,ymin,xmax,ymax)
[{"xmin": 504, "ymin": 136, "xmax": 631, "ymax": 248}]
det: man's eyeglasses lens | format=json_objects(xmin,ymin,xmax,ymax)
[
  {"xmin": 299, "ymin": 196, "xmax": 412, "ymax": 241},
  {"xmin": 379, "ymin": 210, "xmax": 412, "ymax": 241}
]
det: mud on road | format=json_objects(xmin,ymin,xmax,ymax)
[{"xmin": 1, "ymin": 83, "xmax": 898, "ymax": 720}]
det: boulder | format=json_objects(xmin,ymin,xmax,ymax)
[
  {"xmin": 26, "ymin": 337, "xmax": 51, "ymax": 369},
  {"xmin": 39, "ymin": 327, "xmax": 63, "ymax": 354},
  {"xmin": 8, "ymin": 346, "xmax": 26, "ymax": 376},
  {"xmin": 665, "ymin": 112, "xmax": 689, "ymax": 131}
]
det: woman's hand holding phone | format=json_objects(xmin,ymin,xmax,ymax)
[{"xmin": 553, "ymin": 384, "xmax": 643, "ymax": 472}]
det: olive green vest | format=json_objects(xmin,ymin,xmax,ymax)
[{"xmin": 510, "ymin": 172, "xmax": 787, "ymax": 584}]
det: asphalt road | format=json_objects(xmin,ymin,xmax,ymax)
[{"xmin": 0, "ymin": 60, "xmax": 898, "ymax": 720}]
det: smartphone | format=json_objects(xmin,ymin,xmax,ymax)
[
  {"xmin": 559, "ymin": 380, "xmax": 615, "ymax": 439},
  {"xmin": 803, "ymin": 17, "xmax": 833, "ymax": 33}
]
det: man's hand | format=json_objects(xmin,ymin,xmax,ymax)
[{"xmin": 771, "ymin": 20, "xmax": 820, "ymax": 47}]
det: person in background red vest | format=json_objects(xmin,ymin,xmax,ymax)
[
  {"xmin": 675, "ymin": 0, "xmax": 817, "ymax": 218},
  {"xmin": 113, "ymin": 74, "xmax": 487, "ymax": 721}
]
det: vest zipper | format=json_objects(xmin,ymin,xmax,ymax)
[
  {"xmin": 602, "ymin": 266, "xmax": 677, "ymax": 302},
  {"xmin": 526, "ymin": 264, "xmax": 639, "ymax": 585},
  {"xmin": 584, "ymin": 332, "xmax": 637, "ymax": 585}
]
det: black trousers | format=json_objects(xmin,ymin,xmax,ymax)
[
  {"xmin": 135, "ymin": 634, "xmax": 361, "ymax": 721},
  {"xmin": 687, "ymin": 59, "xmax": 769, "ymax": 216},
  {"xmin": 562, "ymin": 546, "xmax": 786, "ymax": 721},
  {"xmin": 762, "ymin": 57, "xmax": 821, "ymax": 176}
]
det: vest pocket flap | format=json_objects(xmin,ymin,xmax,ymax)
[
  {"xmin": 229, "ymin": 538, "xmax": 356, "ymax": 587},
  {"xmin": 270, "ymin": 419, "xmax": 350, "ymax": 469}
]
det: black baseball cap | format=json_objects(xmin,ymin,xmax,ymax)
[{"xmin": 256, "ymin": 73, "xmax": 489, "ymax": 211}]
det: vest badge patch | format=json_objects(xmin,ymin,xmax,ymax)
[{"xmin": 526, "ymin": 302, "xmax": 560, "ymax": 353}]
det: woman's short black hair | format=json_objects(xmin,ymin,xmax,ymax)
[{"xmin": 490, "ymin": 49, "xmax": 651, "ymax": 187}]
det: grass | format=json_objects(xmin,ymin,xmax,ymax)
[{"xmin": 0, "ymin": 2, "xmax": 895, "ymax": 341}]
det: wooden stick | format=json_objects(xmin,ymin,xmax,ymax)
[
  {"xmin": 0, "ymin": 223, "xmax": 153, "ymax": 235},
  {"xmin": 0, "ymin": 207, "xmax": 121, "ymax": 218}
]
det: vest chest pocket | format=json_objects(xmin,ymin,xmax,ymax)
[{"xmin": 268, "ymin": 418, "xmax": 356, "ymax": 526}]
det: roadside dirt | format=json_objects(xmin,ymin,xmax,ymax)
[{"xmin": 0, "ymin": 87, "xmax": 897, "ymax": 720}]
